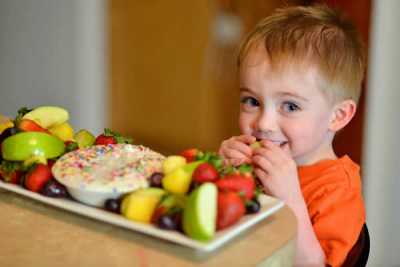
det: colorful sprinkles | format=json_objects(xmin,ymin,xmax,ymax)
[{"xmin": 52, "ymin": 144, "xmax": 165, "ymax": 192}]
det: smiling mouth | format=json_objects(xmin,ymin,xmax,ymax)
[{"xmin": 255, "ymin": 138, "xmax": 288, "ymax": 147}]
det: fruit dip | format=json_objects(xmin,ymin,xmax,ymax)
[{"xmin": 52, "ymin": 144, "xmax": 165, "ymax": 206}]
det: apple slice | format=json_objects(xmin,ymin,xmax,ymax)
[
  {"xmin": 183, "ymin": 182, "xmax": 217, "ymax": 241},
  {"xmin": 1, "ymin": 132, "xmax": 65, "ymax": 161},
  {"xmin": 23, "ymin": 106, "xmax": 69, "ymax": 128}
]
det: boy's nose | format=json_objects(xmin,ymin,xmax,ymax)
[{"xmin": 256, "ymin": 110, "xmax": 279, "ymax": 132}]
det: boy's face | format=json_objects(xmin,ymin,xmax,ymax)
[{"xmin": 239, "ymin": 46, "xmax": 336, "ymax": 165}]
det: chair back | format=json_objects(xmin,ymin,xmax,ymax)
[{"xmin": 342, "ymin": 224, "xmax": 370, "ymax": 267}]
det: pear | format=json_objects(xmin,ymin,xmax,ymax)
[
  {"xmin": 121, "ymin": 188, "xmax": 166, "ymax": 223},
  {"xmin": 23, "ymin": 106, "xmax": 69, "ymax": 129},
  {"xmin": 162, "ymin": 161, "xmax": 203, "ymax": 194},
  {"xmin": 162, "ymin": 155, "xmax": 187, "ymax": 174},
  {"xmin": 49, "ymin": 122, "xmax": 74, "ymax": 141},
  {"xmin": 74, "ymin": 129, "xmax": 96, "ymax": 148},
  {"xmin": 183, "ymin": 182, "xmax": 217, "ymax": 241}
]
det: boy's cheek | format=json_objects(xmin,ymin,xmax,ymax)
[{"xmin": 238, "ymin": 114, "xmax": 254, "ymax": 135}]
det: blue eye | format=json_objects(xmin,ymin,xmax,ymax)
[
  {"xmin": 240, "ymin": 96, "xmax": 259, "ymax": 107},
  {"xmin": 282, "ymin": 101, "xmax": 300, "ymax": 112}
]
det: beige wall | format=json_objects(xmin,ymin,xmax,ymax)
[{"xmin": 110, "ymin": 0, "xmax": 300, "ymax": 155}]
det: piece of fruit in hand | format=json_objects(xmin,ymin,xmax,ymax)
[
  {"xmin": 215, "ymin": 174, "xmax": 255, "ymax": 200},
  {"xmin": 25, "ymin": 164, "xmax": 53, "ymax": 192},
  {"xmin": 180, "ymin": 148, "xmax": 199, "ymax": 163},
  {"xmin": 192, "ymin": 162, "xmax": 219, "ymax": 183},
  {"xmin": 95, "ymin": 128, "xmax": 132, "ymax": 145},
  {"xmin": 217, "ymin": 191, "xmax": 246, "ymax": 230}
]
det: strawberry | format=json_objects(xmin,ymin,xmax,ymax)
[
  {"xmin": 180, "ymin": 148, "xmax": 199, "ymax": 163},
  {"xmin": 192, "ymin": 162, "xmax": 219, "ymax": 183},
  {"xmin": 25, "ymin": 164, "xmax": 53, "ymax": 192},
  {"xmin": 95, "ymin": 128, "xmax": 132, "ymax": 145},
  {"xmin": 217, "ymin": 191, "xmax": 245, "ymax": 230},
  {"xmin": 18, "ymin": 119, "xmax": 48, "ymax": 133},
  {"xmin": 0, "ymin": 161, "xmax": 23, "ymax": 184},
  {"xmin": 215, "ymin": 174, "xmax": 255, "ymax": 200}
]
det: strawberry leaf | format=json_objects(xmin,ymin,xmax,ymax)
[{"xmin": 103, "ymin": 128, "xmax": 133, "ymax": 144}]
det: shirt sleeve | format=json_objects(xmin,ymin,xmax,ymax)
[{"xmin": 308, "ymin": 185, "xmax": 365, "ymax": 267}]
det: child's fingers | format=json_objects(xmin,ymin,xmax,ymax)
[
  {"xmin": 220, "ymin": 137, "xmax": 253, "ymax": 156},
  {"xmin": 253, "ymin": 147, "xmax": 282, "ymax": 166},
  {"xmin": 257, "ymin": 141, "xmax": 291, "ymax": 164},
  {"xmin": 221, "ymin": 148, "xmax": 251, "ymax": 162},
  {"xmin": 252, "ymin": 154, "xmax": 274, "ymax": 172},
  {"xmin": 254, "ymin": 168, "xmax": 272, "ymax": 195},
  {"xmin": 236, "ymin": 135, "xmax": 257, "ymax": 145}
]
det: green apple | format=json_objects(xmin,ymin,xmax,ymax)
[
  {"xmin": 23, "ymin": 106, "xmax": 69, "ymax": 128},
  {"xmin": 121, "ymin": 188, "xmax": 166, "ymax": 223},
  {"xmin": 162, "ymin": 155, "xmax": 187, "ymax": 174},
  {"xmin": 1, "ymin": 132, "xmax": 65, "ymax": 161},
  {"xmin": 183, "ymin": 182, "xmax": 217, "ymax": 241},
  {"xmin": 74, "ymin": 129, "xmax": 96, "ymax": 149},
  {"xmin": 162, "ymin": 161, "xmax": 203, "ymax": 194},
  {"xmin": 48, "ymin": 122, "xmax": 74, "ymax": 141}
]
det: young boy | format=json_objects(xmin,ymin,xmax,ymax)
[{"xmin": 218, "ymin": 5, "xmax": 366, "ymax": 267}]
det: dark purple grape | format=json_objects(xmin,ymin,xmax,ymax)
[
  {"xmin": 104, "ymin": 198, "xmax": 121, "ymax": 213},
  {"xmin": 0, "ymin": 127, "xmax": 19, "ymax": 145},
  {"xmin": 149, "ymin": 172, "xmax": 164, "ymax": 187},
  {"xmin": 157, "ymin": 214, "xmax": 178, "ymax": 230},
  {"xmin": 40, "ymin": 179, "xmax": 68, "ymax": 198},
  {"xmin": 246, "ymin": 199, "xmax": 261, "ymax": 214}
]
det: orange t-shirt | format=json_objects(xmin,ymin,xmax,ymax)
[{"xmin": 297, "ymin": 155, "xmax": 366, "ymax": 267}]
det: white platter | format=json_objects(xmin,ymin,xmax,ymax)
[{"xmin": 0, "ymin": 180, "xmax": 284, "ymax": 252}]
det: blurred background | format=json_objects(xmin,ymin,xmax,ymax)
[{"xmin": 0, "ymin": 0, "xmax": 399, "ymax": 265}]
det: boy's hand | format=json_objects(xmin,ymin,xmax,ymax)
[
  {"xmin": 252, "ymin": 140, "xmax": 303, "ymax": 204},
  {"xmin": 218, "ymin": 135, "xmax": 256, "ymax": 166}
]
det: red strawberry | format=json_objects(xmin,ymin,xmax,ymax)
[
  {"xmin": 18, "ymin": 119, "xmax": 48, "ymax": 133},
  {"xmin": 192, "ymin": 162, "xmax": 219, "ymax": 183},
  {"xmin": 0, "ymin": 161, "xmax": 23, "ymax": 184},
  {"xmin": 95, "ymin": 128, "xmax": 132, "ymax": 145},
  {"xmin": 0, "ymin": 169, "xmax": 23, "ymax": 184},
  {"xmin": 95, "ymin": 135, "xmax": 117, "ymax": 145},
  {"xmin": 180, "ymin": 148, "xmax": 199, "ymax": 163},
  {"xmin": 215, "ymin": 174, "xmax": 255, "ymax": 200},
  {"xmin": 217, "ymin": 191, "xmax": 245, "ymax": 230},
  {"xmin": 25, "ymin": 164, "xmax": 53, "ymax": 192}
]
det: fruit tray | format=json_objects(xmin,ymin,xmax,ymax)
[{"xmin": 0, "ymin": 180, "xmax": 284, "ymax": 252}]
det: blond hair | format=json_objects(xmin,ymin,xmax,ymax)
[{"xmin": 238, "ymin": 5, "xmax": 366, "ymax": 103}]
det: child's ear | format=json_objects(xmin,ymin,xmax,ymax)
[{"xmin": 329, "ymin": 99, "xmax": 357, "ymax": 132}]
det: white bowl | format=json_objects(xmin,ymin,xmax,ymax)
[{"xmin": 52, "ymin": 144, "xmax": 165, "ymax": 207}]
